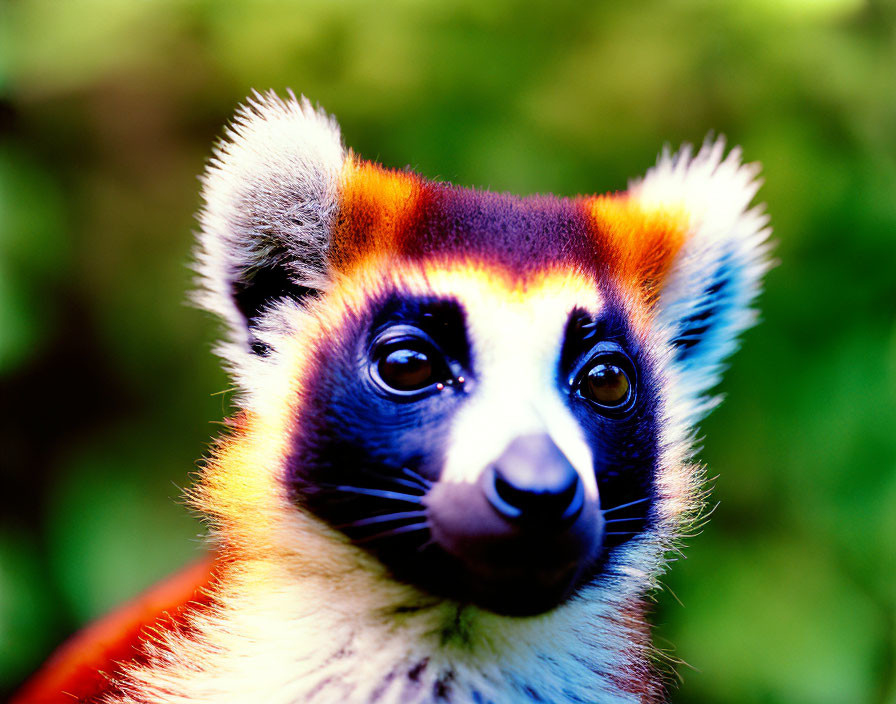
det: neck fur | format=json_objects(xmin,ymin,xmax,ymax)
[
  {"xmin": 111, "ymin": 542, "xmax": 664, "ymax": 704},
  {"xmin": 109, "ymin": 413, "xmax": 678, "ymax": 704}
]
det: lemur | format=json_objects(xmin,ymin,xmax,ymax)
[{"xmin": 15, "ymin": 92, "xmax": 771, "ymax": 704}]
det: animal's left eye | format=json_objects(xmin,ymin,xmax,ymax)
[
  {"xmin": 377, "ymin": 346, "xmax": 436, "ymax": 391},
  {"xmin": 575, "ymin": 349, "xmax": 637, "ymax": 415},
  {"xmin": 369, "ymin": 328, "xmax": 450, "ymax": 397}
]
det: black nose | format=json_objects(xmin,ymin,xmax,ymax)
[{"xmin": 482, "ymin": 434, "xmax": 584, "ymax": 524}]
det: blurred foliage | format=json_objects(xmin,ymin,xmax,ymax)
[{"xmin": 1, "ymin": 0, "xmax": 894, "ymax": 702}]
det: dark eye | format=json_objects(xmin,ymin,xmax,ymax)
[
  {"xmin": 377, "ymin": 346, "xmax": 435, "ymax": 391},
  {"xmin": 583, "ymin": 363, "xmax": 630, "ymax": 405},
  {"xmin": 369, "ymin": 326, "xmax": 453, "ymax": 398},
  {"xmin": 575, "ymin": 350, "xmax": 636, "ymax": 415}
]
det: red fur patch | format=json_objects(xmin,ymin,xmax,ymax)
[{"xmin": 11, "ymin": 555, "xmax": 217, "ymax": 704}]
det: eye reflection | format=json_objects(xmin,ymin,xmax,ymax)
[
  {"xmin": 585, "ymin": 363, "xmax": 629, "ymax": 404},
  {"xmin": 377, "ymin": 347, "xmax": 435, "ymax": 391}
]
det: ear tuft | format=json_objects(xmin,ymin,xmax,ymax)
[
  {"xmin": 194, "ymin": 90, "xmax": 346, "ymax": 373},
  {"xmin": 630, "ymin": 137, "xmax": 773, "ymax": 418}
]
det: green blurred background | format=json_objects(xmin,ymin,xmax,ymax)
[{"xmin": 1, "ymin": 0, "xmax": 894, "ymax": 701}]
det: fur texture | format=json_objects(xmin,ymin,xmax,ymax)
[{"xmin": 99, "ymin": 92, "xmax": 772, "ymax": 704}]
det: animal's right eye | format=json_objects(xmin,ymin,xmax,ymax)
[
  {"xmin": 570, "ymin": 343, "xmax": 638, "ymax": 417},
  {"xmin": 581, "ymin": 360, "xmax": 631, "ymax": 407},
  {"xmin": 369, "ymin": 327, "xmax": 449, "ymax": 397}
]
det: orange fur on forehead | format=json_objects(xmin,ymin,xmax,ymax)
[
  {"xmin": 332, "ymin": 156, "xmax": 689, "ymax": 309},
  {"xmin": 585, "ymin": 195, "xmax": 689, "ymax": 307},
  {"xmin": 330, "ymin": 156, "xmax": 422, "ymax": 271}
]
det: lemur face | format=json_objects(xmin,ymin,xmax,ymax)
[
  {"xmin": 195, "ymin": 93, "xmax": 770, "ymax": 621},
  {"xmin": 289, "ymin": 269, "xmax": 661, "ymax": 614}
]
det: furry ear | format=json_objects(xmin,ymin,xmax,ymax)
[
  {"xmin": 628, "ymin": 138, "xmax": 773, "ymax": 420},
  {"xmin": 195, "ymin": 90, "xmax": 346, "ymax": 368}
]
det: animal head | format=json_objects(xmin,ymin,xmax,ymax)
[{"xmin": 193, "ymin": 91, "xmax": 770, "ymax": 622}]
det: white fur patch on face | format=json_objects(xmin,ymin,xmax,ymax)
[{"xmin": 435, "ymin": 275, "xmax": 602, "ymax": 502}]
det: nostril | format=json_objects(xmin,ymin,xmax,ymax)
[
  {"xmin": 483, "ymin": 466, "xmax": 523, "ymax": 520},
  {"xmin": 480, "ymin": 434, "xmax": 587, "ymax": 525},
  {"xmin": 482, "ymin": 457, "xmax": 585, "ymax": 525}
]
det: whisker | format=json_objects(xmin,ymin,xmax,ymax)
[
  {"xmin": 356, "ymin": 467, "xmax": 429, "ymax": 494},
  {"xmin": 375, "ymin": 475, "xmax": 427, "ymax": 494},
  {"xmin": 354, "ymin": 521, "xmax": 429, "ymax": 544},
  {"xmin": 337, "ymin": 511, "xmax": 426, "ymax": 529},
  {"xmin": 604, "ymin": 516, "xmax": 646, "ymax": 524},
  {"xmin": 321, "ymin": 485, "xmax": 424, "ymax": 506},
  {"xmin": 397, "ymin": 480, "xmax": 429, "ymax": 494},
  {"xmin": 601, "ymin": 497, "xmax": 650, "ymax": 515},
  {"xmin": 400, "ymin": 466, "xmax": 433, "ymax": 489}
]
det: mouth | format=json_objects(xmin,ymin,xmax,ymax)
[
  {"xmin": 422, "ymin": 433, "xmax": 605, "ymax": 615},
  {"xmin": 295, "ymin": 426, "xmax": 653, "ymax": 617},
  {"xmin": 310, "ymin": 434, "xmax": 607, "ymax": 616},
  {"xmin": 420, "ymin": 475, "xmax": 604, "ymax": 616}
]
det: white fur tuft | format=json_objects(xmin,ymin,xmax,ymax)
[
  {"xmin": 194, "ymin": 90, "xmax": 346, "ymax": 403},
  {"xmin": 631, "ymin": 137, "xmax": 773, "ymax": 423}
]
